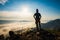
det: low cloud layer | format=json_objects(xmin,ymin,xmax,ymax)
[{"xmin": 0, "ymin": 0, "xmax": 8, "ymax": 5}]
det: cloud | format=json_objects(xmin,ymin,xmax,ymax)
[
  {"xmin": 0, "ymin": 11, "xmax": 34, "ymax": 20},
  {"xmin": 0, "ymin": 0, "xmax": 8, "ymax": 5}
]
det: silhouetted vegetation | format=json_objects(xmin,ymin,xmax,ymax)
[
  {"xmin": 0, "ymin": 28, "xmax": 58, "ymax": 40},
  {"xmin": 0, "ymin": 34, "xmax": 5, "ymax": 40}
]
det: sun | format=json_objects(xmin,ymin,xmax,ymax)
[
  {"xmin": 22, "ymin": 6, "xmax": 29, "ymax": 12},
  {"xmin": 20, "ymin": 5, "xmax": 32, "ymax": 18}
]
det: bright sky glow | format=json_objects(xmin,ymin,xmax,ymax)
[
  {"xmin": 0, "ymin": 0, "xmax": 60, "ymax": 23},
  {"xmin": 20, "ymin": 5, "xmax": 32, "ymax": 18}
]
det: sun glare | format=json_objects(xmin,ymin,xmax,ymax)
[
  {"xmin": 22, "ymin": 6, "xmax": 29, "ymax": 12},
  {"xmin": 20, "ymin": 5, "xmax": 32, "ymax": 18}
]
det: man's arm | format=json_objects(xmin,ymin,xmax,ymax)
[
  {"xmin": 39, "ymin": 13, "xmax": 41, "ymax": 19},
  {"xmin": 33, "ymin": 14, "xmax": 36, "ymax": 19}
]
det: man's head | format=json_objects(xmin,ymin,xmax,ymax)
[{"xmin": 36, "ymin": 9, "xmax": 39, "ymax": 13}]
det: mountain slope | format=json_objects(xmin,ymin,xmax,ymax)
[{"xmin": 42, "ymin": 19, "xmax": 60, "ymax": 30}]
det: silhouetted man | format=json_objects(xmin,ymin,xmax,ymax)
[{"xmin": 33, "ymin": 9, "xmax": 41, "ymax": 31}]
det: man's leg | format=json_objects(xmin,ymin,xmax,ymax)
[
  {"xmin": 35, "ymin": 21, "xmax": 39, "ymax": 31},
  {"xmin": 39, "ymin": 21, "xmax": 41, "ymax": 30}
]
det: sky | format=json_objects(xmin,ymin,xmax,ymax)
[{"xmin": 0, "ymin": 0, "xmax": 60, "ymax": 22}]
